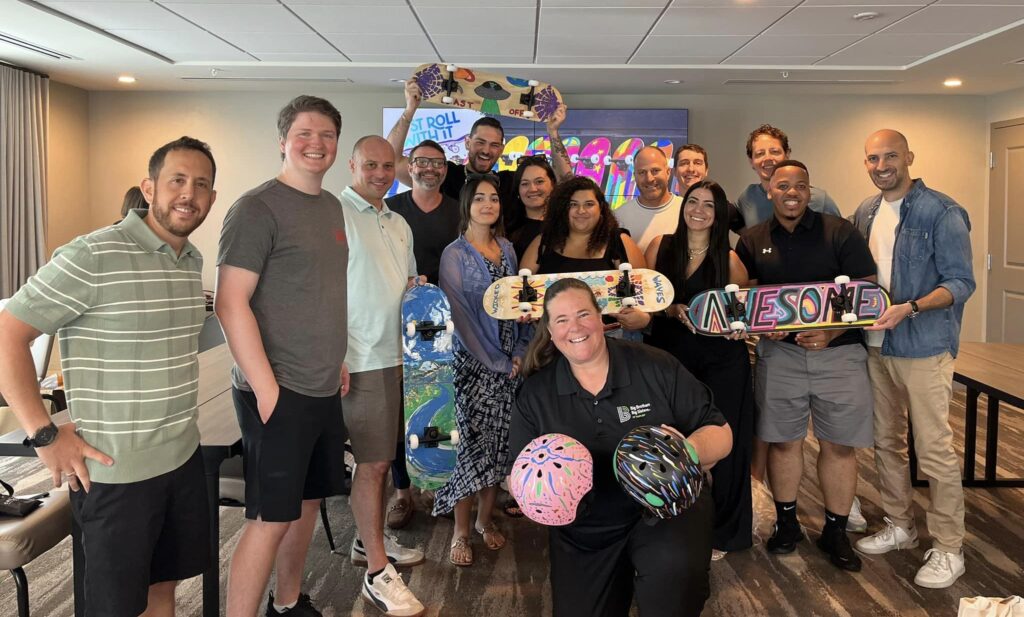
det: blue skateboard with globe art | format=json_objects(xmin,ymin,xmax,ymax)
[
  {"xmin": 411, "ymin": 63, "xmax": 563, "ymax": 122},
  {"xmin": 402, "ymin": 284, "xmax": 460, "ymax": 490}
]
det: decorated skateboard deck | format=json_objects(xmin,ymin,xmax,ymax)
[
  {"xmin": 576, "ymin": 137, "xmax": 611, "ymax": 187},
  {"xmin": 687, "ymin": 277, "xmax": 892, "ymax": 336},
  {"xmin": 525, "ymin": 136, "xmax": 551, "ymax": 157},
  {"xmin": 401, "ymin": 284, "xmax": 459, "ymax": 490},
  {"xmin": 499, "ymin": 135, "xmax": 530, "ymax": 172},
  {"xmin": 483, "ymin": 266, "xmax": 675, "ymax": 320},
  {"xmin": 654, "ymin": 138, "xmax": 676, "ymax": 195},
  {"xmin": 605, "ymin": 138, "xmax": 644, "ymax": 210},
  {"xmin": 412, "ymin": 63, "xmax": 563, "ymax": 123}
]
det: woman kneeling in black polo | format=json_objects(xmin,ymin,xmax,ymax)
[{"xmin": 508, "ymin": 278, "xmax": 733, "ymax": 617}]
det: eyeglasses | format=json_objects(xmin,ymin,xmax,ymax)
[
  {"xmin": 411, "ymin": 157, "xmax": 446, "ymax": 169},
  {"xmin": 465, "ymin": 172, "xmax": 500, "ymax": 187}
]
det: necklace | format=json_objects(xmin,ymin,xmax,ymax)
[{"xmin": 687, "ymin": 245, "xmax": 709, "ymax": 257}]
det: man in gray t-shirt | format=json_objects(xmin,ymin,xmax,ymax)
[{"xmin": 215, "ymin": 95, "xmax": 349, "ymax": 617}]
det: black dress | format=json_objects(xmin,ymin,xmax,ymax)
[{"xmin": 646, "ymin": 236, "xmax": 754, "ymax": 552}]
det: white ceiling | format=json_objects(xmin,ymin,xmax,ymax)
[{"xmin": 2, "ymin": 0, "xmax": 1024, "ymax": 95}]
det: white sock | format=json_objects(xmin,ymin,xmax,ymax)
[{"xmin": 273, "ymin": 598, "xmax": 298, "ymax": 613}]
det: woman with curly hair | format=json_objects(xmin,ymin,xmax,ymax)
[{"xmin": 519, "ymin": 176, "xmax": 648, "ymax": 336}]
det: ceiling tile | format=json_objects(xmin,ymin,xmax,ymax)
[
  {"xmin": 288, "ymin": 4, "xmax": 422, "ymax": 34},
  {"xmin": 417, "ymin": 8, "xmax": 534, "ymax": 35},
  {"xmin": 433, "ymin": 35, "xmax": 533, "ymax": 56},
  {"xmin": 219, "ymin": 32, "xmax": 335, "ymax": 53},
  {"xmin": 828, "ymin": 32, "xmax": 974, "ymax": 57},
  {"xmin": 346, "ymin": 53, "xmax": 438, "ymax": 62},
  {"xmin": 734, "ymin": 34, "xmax": 862, "ymax": 56},
  {"xmin": 161, "ymin": 3, "xmax": 311, "ymax": 33},
  {"xmin": 287, "ymin": 0, "xmax": 408, "ymax": 4},
  {"xmin": 323, "ymin": 33, "xmax": 435, "ymax": 55},
  {"xmin": 43, "ymin": 1, "xmax": 193, "ymax": 30},
  {"xmin": 158, "ymin": 0, "xmax": 278, "ymax": 3},
  {"xmin": 445, "ymin": 55, "xmax": 535, "ymax": 64},
  {"xmin": 801, "ymin": 0, "xmax": 923, "ymax": 5},
  {"xmin": 930, "ymin": 0, "xmax": 1024, "ymax": 4},
  {"xmin": 535, "ymin": 56, "xmax": 631, "ymax": 64},
  {"xmin": 721, "ymin": 55, "xmax": 822, "ymax": 65},
  {"xmin": 766, "ymin": 5, "xmax": 922, "ymax": 36},
  {"xmin": 653, "ymin": 6, "xmax": 793, "ymax": 36},
  {"xmin": 885, "ymin": 5, "xmax": 1024, "ymax": 34},
  {"xmin": 107, "ymin": 28, "xmax": 254, "ymax": 60},
  {"xmin": 814, "ymin": 53, "xmax": 920, "ymax": 66},
  {"xmin": 629, "ymin": 55, "xmax": 727, "ymax": 64},
  {"xmin": 254, "ymin": 52, "xmax": 348, "ymax": 61},
  {"xmin": 410, "ymin": 0, "xmax": 533, "ymax": 5},
  {"xmin": 540, "ymin": 7, "xmax": 661, "ymax": 36},
  {"xmin": 635, "ymin": 34, "xmax": 751, "ymax": 57},
  {"xmin": 543, "ymin": 0, "xmax": 665, "ymax": 6},
  {"xmin": 539, "ymin": 35, "xmax": 643, "ymax": 56}
]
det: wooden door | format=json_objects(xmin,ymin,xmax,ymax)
[{"xmin": 987, "ymin": 119, "xmax": 1024, "ymax": 343}]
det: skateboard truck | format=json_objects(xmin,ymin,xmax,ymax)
[
  {"xmin": 409, "ymin": 426, "xmax": 460, "ymax": 450},
  {"xmin": 441, "ymin": 64, "xmax": 459, "ymax": 104},
  {"xmin": 406, "ymin": 319, "xmax": 455, "ymax": 339},
  {"xmin": 517, "ymin": 269, "xmax": 539, "ymax": 313},
  {"xmin": 830, "ymin": 275, "xmax": 858, "ymax": 323},
  {"xmin": 518, "ymin": 79, "xmax": 541, "ymax": 118},
  {"xmin": 616, "ymin": 263, "xmax": 638, "ymax": 308},
  {"xmin": 723, "ymin": 284, "xmax": 748, "ymax": 333}
]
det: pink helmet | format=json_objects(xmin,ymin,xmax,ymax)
[{"xmin": 510, "ymin": 433, "xmax": 593, "ymax": 526}]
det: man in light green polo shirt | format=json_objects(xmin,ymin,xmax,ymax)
[{"xmin": 0, "ymin": 136, "xmax": 217, "ymax": 617}]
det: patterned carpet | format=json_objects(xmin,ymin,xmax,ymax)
[{"xmin": 2, "ymin": 389, "xmax": 1021, "ymax": 617}]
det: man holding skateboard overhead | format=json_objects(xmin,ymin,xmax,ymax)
[
  {"xmin": 852, "ymin": 130, "xmax": 974, "ymax": 589},
  {"xmin": 735, "ymin": 160, "xmax": 877, "ymax": 573},
  {"xmin": 339, "ymin": 135, "xmax": 427, "ymax": 617}
]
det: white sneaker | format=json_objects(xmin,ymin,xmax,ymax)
[
  {"xmin": 855, "ymin": 517, "xmax": 919, "ymax": 554},
  {"xmin": 914, "ymin": 548, "xmax": 965, "ymax": 588},
  {"xmin": 352, "ymin": 535, "xmax": 426, "ymax": 567},
  {"xmin": 847, "ymin": 496, "xmax": 868, "ymax": 533},
  {"xmin": 362, "ymin": 563, "xmax": 425, "ymax": 617}
]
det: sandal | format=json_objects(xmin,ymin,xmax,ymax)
[
  {"xmin": 449, "ymin": 536, "xmax": 473, "ymax": 567},
  {"xmin": 502, "ymin": 496, "xmax": 524, "ymax": 518},
  {"xmin": 475, "ymin": 521, "xmax": 506, "ymax": 551}
]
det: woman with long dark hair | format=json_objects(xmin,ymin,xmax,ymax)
[
  {"xmin": 437, "ymin": 174, "xmax": 531, "ymax": 567},
  {"xmin": 508, "ymin": 156, "xmax": 557, "ymax": 259},
  {"xmin": 644, "ymin": 179, "xmax": 754, "ymax": 559}
]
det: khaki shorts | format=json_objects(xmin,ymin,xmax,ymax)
[{"xmin": 343, "ymin": 365, "xmax": 403, "ymax": 463}]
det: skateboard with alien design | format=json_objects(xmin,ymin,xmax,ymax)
[{"xmin": 412, "ymin": 63, "xmax": 563, "ymax": 122}]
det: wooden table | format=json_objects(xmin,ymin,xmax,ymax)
[{"xmin": 0, "ymin": 344, "xmax": 239, "ymax": 617}]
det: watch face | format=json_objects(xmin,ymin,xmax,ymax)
[{"xmin": 33, "ymin": 423, "xmax": 59, "ymax": 447}]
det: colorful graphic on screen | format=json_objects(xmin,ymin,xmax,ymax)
[{"xmin": 382, "ymin": 108, "xmax": 689, "ymax": 209}]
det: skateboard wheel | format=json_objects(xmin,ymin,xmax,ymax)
[
  {"xmin": 523, "ymin": 111, "xmax": 534, "ymax": 119},
  {"xmin": 841, "ymin": 312, "xmax": 858, "ymax": 323},
  {"xmin": 625, "ymin": 154, "xmax": 635, "ymax": 167},
  {"xmin": 622, "ymin": 297, "xmax": 637, "ymax": 308},
  {"xmin": 519, "ymin": 302, "xmax": 532, "ymax": 313},
  {"xmin": 450, "ymin": 430, "xmax": 460, "ymax": 445},
  {"xmin": 618, "ymin": 262, "xmax": 632, "ymax": 272},
  {"xmin": 409, "ymin": 434, "xmax": 420, "ymax": 450},
  {"xmin": 442, "ymin": 96, "xmax": 454, "ymax": 104},
  {"xmin": 590, "ymin": 154, "xmax": 600, "ymax": 164},
  {"xmin": 730, "ymin": 321, "xmax": 746, "ymax": 332},
  {"xmin": 445, "ymin": 320, "xmax": 455, "ymax": 335},
  {"xmin": 446, "ymin": 64, "xmax": 457, "ymax": 72},
  {"xmin": 406, "ymin": 321, "xmax": 416, "ymax": 337},
  {"xmin": 528, "ymin": 79, "xmax": 539, "ymax": 87},
  {"xmin": 519, "ymin": 268, "xmax": 532, "ymax": 277},
  {"xmin": 834, "ymin": 275, "xmax": 851, "ymax": 285},
  {"xmin": 724, "ymin": 284, "xmax": 740, "ymax": 294}
]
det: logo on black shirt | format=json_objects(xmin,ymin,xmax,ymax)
[
  {"xmin": 762, "ymin": 247, "xmax": 773, "ymax": 254},
  {"xmin": 616, "ymin": 403, "xmax": 651, "ymax": 423}
]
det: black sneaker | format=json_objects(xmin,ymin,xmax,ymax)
[
  {"xmin": 766, "ymin": 521, "xmax": 805, "ymax": 554},
  {"xmin": 816, "ymin": 526, "xmax": 863, "ymax": 572},
  {"xmin": 266, "ymin": 592, "xmax": 323, "ymax": 616}
]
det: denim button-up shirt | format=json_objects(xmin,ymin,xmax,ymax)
[{"xmin": 851, "ymin": 179, "xmax": 975, "ymax": 358}]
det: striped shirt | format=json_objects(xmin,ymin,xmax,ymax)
[{"xmin": 5, "ymin": 210, "xmax": 205, "ymax": 483}]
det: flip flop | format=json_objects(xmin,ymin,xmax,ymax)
[
  {"xmin": 475, "ymin": 521, "xmax": 506, "ymax": 551},
  {"xmin": 449, "ymin": 536, "xmax": 473, "ymax": 567}
]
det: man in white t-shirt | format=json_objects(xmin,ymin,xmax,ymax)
[
  {"xmin": 851, "ymin": 129, "xmax": 975, "ymax": 590},
  {"xmin": 614, "ymin": 146, "xmax": 682, "ymax": 253}
]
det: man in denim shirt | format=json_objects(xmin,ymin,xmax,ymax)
[{"xmin": 851, "ymin": 129, "xmax": 975, "ymax": 589}]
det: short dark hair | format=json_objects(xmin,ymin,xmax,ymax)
[
  {"xmin": 120, "ymin": 186, "xmax": 148, "ymax": 219},
  {"xmin": 147, "ymin": 136, "xmax": 217, "ymax": 185},
  {"xmin": 410, "ymin": 139, "xmax": 445, "ymax": 159},
  {"xmin": 770, "ymin": 159, "xmax": 808, "ymax": 177},
  {"xmin": 745, "ymin": 124, "xmax": 790, "ymax": 160},
  {"xmin": 469, "ymin": 116, "xmax": 504, "ymax": 141},
  {"xmin": 458, "ymin": 174, "xmax": 505, "ymax": 238},
  {"xmin": 277, "ymin": 95, "xmax": 342, "ymax": 141},
  {"xmin": 674, "ymin": 144, "xmax": 709, "ymax": 168}
]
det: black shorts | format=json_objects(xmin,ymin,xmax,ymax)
[
  {"xmin": 233, "ymin": 385, "xmax": 348, "ymax": 522},
  {"xmin": 70, "ymin": 448, "xmax": 209, "ymax": 617}
]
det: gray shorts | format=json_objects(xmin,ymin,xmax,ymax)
[
  {"xmin": 343, "ymin": 365, "xmax": 403, "ymax": 463},
  {"xmin": 754, "ymin": 338, "xmax": 873, "ymax": 447}
]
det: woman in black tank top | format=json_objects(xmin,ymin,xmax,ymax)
[
  {"xmin": 519, "ymin": 176, "xmax": 648, "ymax": 335},
  {"xmin": 507, "ymin": 157, "xmax": 556, "ymax": 261},
  {"xmin": 644, "ymin": 180, "xmax": 756, "ymax": 557}
]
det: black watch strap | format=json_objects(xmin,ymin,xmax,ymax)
[
  {"xmin": 23, "ymin": 422, "xmax": 59, "ymax": 448},
  {"xmin": 908, "ymin": 300, "xmax": 920, "ymax": 316}
]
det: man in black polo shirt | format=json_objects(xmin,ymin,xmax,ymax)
[{"xmin": 735, "ymin": 160, "xmax": 876, "ymax": 573}]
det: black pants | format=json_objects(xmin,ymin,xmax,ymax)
[{"xmin": 549, "ymin": 490, "xmax": 714, "ymax": 617}]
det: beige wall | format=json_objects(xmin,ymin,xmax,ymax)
[
  {"xmin": 987, "ymin": 85, "xmax": 1024, "ymax": 123},
  {"xmin": 46, "ymin": 81, "xmax": 90, "ymax": 255}
]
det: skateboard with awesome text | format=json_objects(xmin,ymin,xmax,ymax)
[
  {"xmin": 687, "ymin": 277, "xmax": 892, "ymax": 336},
  {"xmin": 401, "ymin": 284, "xmax": 460, "ymax": 490},
  {"xmin": 412, "ymin": 63, "xmax": 564, "ymax": 122}
]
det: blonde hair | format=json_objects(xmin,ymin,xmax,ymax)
[{"xmin": 522, "ymin": 278, "xmax": 601, "ymax": 376}]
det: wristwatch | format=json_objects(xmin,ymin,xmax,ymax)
[
  {"xmin": 23, "ymin": 422, "xmax": 59, "ymax": 448},
  {"xmin": 908, "ymin": 300, "xmax": 920, "ymax": 318}
]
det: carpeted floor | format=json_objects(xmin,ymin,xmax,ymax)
[{"xmin": 2, "ymin": 389, "xmax": 1022, "ymax": 617}]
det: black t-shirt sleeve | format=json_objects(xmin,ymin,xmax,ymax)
[
  {"xmin": 835, "ymin": 220, "xmax": 877, "ymax": 279},
  {"xmin": 668, "ymin": 360, "xmax": 727, "ymax": 435},
  {"xmin": 735, "ymin": 232, "xmax": 758, "ymax": 280}
]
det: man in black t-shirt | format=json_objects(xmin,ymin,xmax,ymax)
[{"xmin": 735, "ymin": 160, "xmax": 876, "ymax": 573}]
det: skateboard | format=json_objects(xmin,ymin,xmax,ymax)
[
  {"xmin": 411, "ymin": 63, "xmax": 564, "ymax": 122},
  {"xmin": 687, "ymin": 276, "xmax": 892, "ymax": 336},
  {"xmin": 605, "ymin": 138, "xmax": 644, "ymax": 210},
  {"xmin": 576, "ymin": 137, "xmax": 611, "ymax": 187},
  {"xmin": 525, "ymin": 136, "xmax": 551, "ymax": 157},
  {"xmin": 483, "ymin": 264, "xmax": 675, "ymax": 320},
  {"xmin": 401, "ymin": 284, "xmax": 460, "ymax": 490},
  {"xmin": 499, "ymin": 135, "xmax": 530, "ymax": 172},
  {"xmin": 654, "ymin": 138, "xmax": 676, "ymax": 195}
]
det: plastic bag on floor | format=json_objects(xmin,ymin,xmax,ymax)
[
  {"xmin": 751, "ymin": 479, "xmax": 776, "ymax": 540},
  {"xmin": 958, "ymin": 596, "xmax": 1024, "ymax": 617}
]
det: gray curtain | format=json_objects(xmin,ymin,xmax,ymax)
[{"xmin": 0, "ymin": 64, "xmax": 49, "ymax": 298}]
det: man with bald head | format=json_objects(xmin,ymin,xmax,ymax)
[
  {"xmin": 339, "ymin": 135, "xmax": 428, "ymax": 616},
  {"xmin": 852, "ymin": 130, "xmax": 974, "ymax": 589},
  {"xmin": 615, "ymin": 146, "xmax": 680, "ymax": 253}
]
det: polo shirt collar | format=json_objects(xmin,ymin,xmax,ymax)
[
  {"xmin": 769, "ymin": 207, "xmax": 818, "ymax": 234},
  {"xmin": 343, "ymin": 185, "xmax": 392, "ymax": 215},
  {"xmin": 553, "ymin": 338, "xmax": 633, "ymax": 398},
  {"xmin": 118, "ymin": 209, "xmax": 199, "ymax": 258}
]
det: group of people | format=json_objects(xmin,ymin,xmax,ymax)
[{"xmin": 0, "ymin": 84, "xmax": 975, "ymax": 617}]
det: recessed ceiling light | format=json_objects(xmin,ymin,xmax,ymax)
[
  {"xmin": 853, "ymin": 11, "xmax": 880, "ymax": 21},
  {"xmin": 118, "ymin": 75, "xmax": 136, "ymax": 84},
  {"xmin": 943, "ymin": 78, "xmax": 962, "ymax": 87},
  {"xmin": 664, "ymin": 79, "xmax": 682, "ymax": 84}
]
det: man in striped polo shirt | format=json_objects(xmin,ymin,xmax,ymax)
[{"xmin": 0, "ymin": 136, "xmax": 217, "ymax": 617}]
